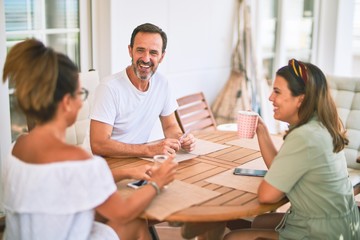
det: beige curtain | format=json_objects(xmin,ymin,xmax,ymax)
[{"xmin": 212, "ymin": 0, "xmax": 260, "ymax": 125}]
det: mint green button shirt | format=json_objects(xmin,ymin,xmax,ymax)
[{"xmin": 265, "ymin": 117, "xmax": 360, "ymax": 239}]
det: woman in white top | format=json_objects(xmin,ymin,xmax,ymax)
[{"xmin": 1, "ymin": 38, "xmax": 178, "ymax": 240}]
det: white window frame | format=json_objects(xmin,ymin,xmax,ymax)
[
  {"xmin": 0, "ymin": 0, "xmax": 11, "ymax": 217},
  {"xmin": 3, "ymin": 0, "xmax": 92, "ymax": 142}
]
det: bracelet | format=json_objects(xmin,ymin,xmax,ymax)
[{"xmin": 148, "ymin": 181, "xmax": 161, "ymax": 195}]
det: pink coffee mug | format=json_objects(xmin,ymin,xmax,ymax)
[{"xmin": 237, "ymin": 111, "xmax": 259, "ymax": 138}]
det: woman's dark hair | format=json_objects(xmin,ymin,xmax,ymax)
[
  {"xmin": 129, "ymin": 23, "xmax": 167, "ymax": 53},
  {"xmin": 3, "ymin": 38, "xmax": 79, "ymax": 124},
  {"xmin": 277, "ymin": 59, "xmax": 348, "ymax": 152}
]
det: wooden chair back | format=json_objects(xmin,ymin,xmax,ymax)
[{"xmin": 175, "ymin": 92, "xmax": 217, "ymax": 133}]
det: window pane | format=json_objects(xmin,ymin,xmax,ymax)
[
  {"xmin": 353, "ymin": 0, "xmax": 360, "ymax": 55},
  {"xmin": 353, "ymin": 0, "xmax": 360, "ymax": 75},
  {"xmin": 261, "ymin": 0, "xmax": 278, "ymax": 54},
  {"xmin": 47, "ymin": 33, "xmax": 80, "ymax": 67},
  {"xmin": 284, "ymin": 0, "xmax": 314, "ymax": 61},
  {"xmin": 260, "ymin": 0, "xmax": 278, "ymax": 83},
  {"xmin": 263, "ymin": 58, "xmax": 275, "ymax": 85},
  {"xmin": 259, "ymin": 0, "xmax": 317, "ymax": 84},
  {"xmin": 4, "ymin": 0, "xmax": 42, "ymax": 31},
  {"xmin": 46, "ymin": 0, "xmax": 79, "ymax": 29}
]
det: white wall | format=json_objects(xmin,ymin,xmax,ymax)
[
  {"xmin": 93, "ymin": 0, "xmax": 237, "ymax": 139},
  {"xmin": 95, "ymin": 0, "xmax": 236, "ymax": 103}
]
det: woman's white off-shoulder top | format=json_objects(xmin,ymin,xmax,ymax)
[{"xmin": 1, "ymin": 148, "xmax": 118, "ymax": 240}]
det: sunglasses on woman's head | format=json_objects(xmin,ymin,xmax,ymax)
[{"xmin": 288, "ymin": 59, "xmax": 307, "ymax": 84}]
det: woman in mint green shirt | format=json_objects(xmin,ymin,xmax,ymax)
[{"xmin": 224, "ymin": 59, "xmax": 360, "ymax": 239}]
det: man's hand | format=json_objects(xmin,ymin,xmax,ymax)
[
  {"xmin": 147, "ymin": 138, "xmax": 181, "ymax": 156},
  {"xmin": 180, "ymin": 133, "xmax": 196, "ymax": 152}
]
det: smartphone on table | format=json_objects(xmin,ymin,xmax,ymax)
[
  {"xmin": 127, "ymin": 180, "xmax": 148, "ymax": 189},
  {"xmin": 233, "ymin": 168, "xmax": 267, "ymax": 177}
]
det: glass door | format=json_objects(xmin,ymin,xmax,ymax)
[
  {"xmin": 259, "ymin": 0, "xmax": 317, "ymax": 84},
  {"xmin": 4, "ymin": 0, "xmax": 80, "ymax": 141}
]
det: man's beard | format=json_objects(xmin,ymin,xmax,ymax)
[{"xmin": 132, "ymin": 59, "xmax": 157, "ymax": 81}]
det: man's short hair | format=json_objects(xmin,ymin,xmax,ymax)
[{"xmin": 130, "ymin": 23, "xmax": 167, "ymax": 53}]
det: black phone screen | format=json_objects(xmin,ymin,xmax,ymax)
[{"xmin": 233, "ymin": 168, "xmax": 267, "ymax": 177}]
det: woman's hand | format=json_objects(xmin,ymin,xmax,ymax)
[
  {"xmin": 256, "ymin": 115, "xmax": 268, "ymax": 136},
  {"xmin": 126, "ymin": 165, "xmax": 153, "ymax": 181},
  {"xmin": 149, "ymin": 155, "xmax": 178, "ymax": 189}
]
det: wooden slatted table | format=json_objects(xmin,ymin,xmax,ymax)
[{"xmin": 105, "ymin": 130, "xmax": 288, "ymax": 239}]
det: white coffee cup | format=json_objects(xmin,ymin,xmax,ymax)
[{"xmin": 153, "ymin": 155, "xmax": 168, "ymax": 168}]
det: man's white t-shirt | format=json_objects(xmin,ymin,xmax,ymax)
[{"xmin": 90, "ymin": 70, "xmax": 178, "ymax": 144}]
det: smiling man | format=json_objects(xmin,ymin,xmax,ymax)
[{"xmin": 90, "ymin": 23, "xmax": 195, "ymax": 158}]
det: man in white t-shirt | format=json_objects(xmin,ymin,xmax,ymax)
[{"xmin": 90, "ymin": 23, "xmax": 196, "ymax": 158}]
